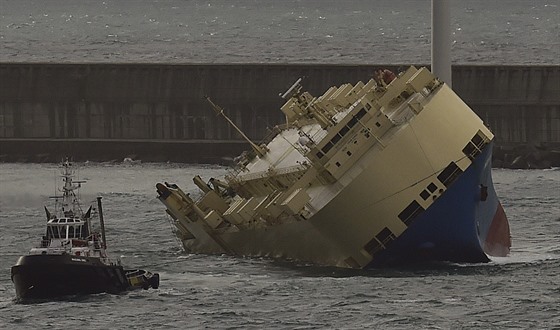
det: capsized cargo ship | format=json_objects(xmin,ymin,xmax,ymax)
[{"xmin": 156, "ymin": 66, "xmax": 511, "ymax": 268}]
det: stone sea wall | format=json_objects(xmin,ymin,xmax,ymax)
[{"xmin": 0, "ymin": 63, "xmax": 559, "ymax": 167}]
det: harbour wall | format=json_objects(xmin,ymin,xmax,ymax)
[{"xmin": 0, "ymin": 63, "xmax": 559, "ymax": 165}]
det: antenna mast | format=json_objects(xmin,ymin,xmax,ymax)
[{"xmin": 205, "ymin": 96, "xmax": 267, "ymax": 158}]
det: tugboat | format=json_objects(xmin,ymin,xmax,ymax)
[
  {"xmin": 156, "ymin": 66, "xmax": 511, "ymax": 268},
  {"xmin": 11, "ymin": 160, "xmax": 159, "ymax": 301}
]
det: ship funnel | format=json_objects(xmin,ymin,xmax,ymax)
[{"xmin": 431, "ymin": 0, "xmax": 452, "ymax": 87}]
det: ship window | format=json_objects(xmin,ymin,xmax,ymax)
[
  {"xmin": 48, "ymin": 227, "xmax": 57, "ymax": 239},
  {"xmin": 331, "ymin": 134, "xmax": 341, "ymax": 145},
  {"xmin": 375, "ymin": 122, "xmax": 381, "ymax": 127},
  {"xmin": 472, "ymin": 132, "xmax": 485, "ymax": 148},
  {"xmin": 59, "ymin": 226, "xmax": 67, "ymax": 239},
  {"xmin": 339, "ymin": 125, "xmax": 349, "ymax": 136},
  {"xmin": 60, "ymin": 218, "xmax": 66, "ymax": 223},
  {"xmin": 462, "ymin": 142, "xmax": 480, "ymax": 160},
  {"xmin": 427, "ymin": 183, "xmax": 437, "ymax": 193},
  {"xmin": 347, "ymin": 117, "xmax": 358, "ymax": 128},
  {"xmin": 398, "ymin": 200, "xmax": 425, "ymax": 226},
  {"xmin": 73, "ymin": 225, "xmax": 82, "ymax": 238},
  {"xmin": 376, "ymin": 227, "xmax": 396, "ymax": 246},
  {"xmin": 81, "ymin": 225, "xmax": 90, "ymax": 238},
  {"xmin": 67, "ymin": 218, "xmax": 74, "ymax": 223},
  {"xmin": 316, "ymin": 152, "xmax": 324, "ymax": 159},
  {"xmin": 335, "ymin": 162, "xmax": 341, "ymax": 167},
  {"xmin": 365, "ymin": 103, "xmax": 372, "ymax": 110},
  {"xmin": 321, "ymin": 142, "xmax": 334, "ymax": 154},
  {"xmin": 437, "ymin": 162, "xmax": 463, "ymax": 187},
  {"xmin": 356, "ymin": 108, "xmax": 367, "ymax": 119},
  {"xmin": 364, "ymin": 237, "xmax": 383, "ymax": 256},
  {"xmin": 51, "ymin": 226, "xmax": 59, "ymax": 238},
  {"xmin": 420, "ymin": 190, "xmax": 430, "ymax": 200},
  {"xmin": 53, "ymin": 219, "xmax": 59, "ymax": 223},
  {"xmin": 346, "ymin": 151, "xmax": 352, "ymax": 156}
]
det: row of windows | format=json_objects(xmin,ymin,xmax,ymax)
[
  {"xmin": 47, "ymin": 225, "xmax": 87, "ymax": 239},
  {"xmin": 316, "ymin": 107, "xmax": 368, "ymax": 159},
  {"xmin": 398, "ymin": 160, "xmax": 464, "ymax": 230},
  {"xmin": 50, "ymin": 217, "xmax": 82, "ymax": 224}
]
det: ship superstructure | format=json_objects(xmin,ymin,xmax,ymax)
[{"xmin": 156, "ymin": 66, "xmax": 511, "ymax": 268}]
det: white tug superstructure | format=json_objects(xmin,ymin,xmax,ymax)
[
  {"xmin": 157, "ymin": 66, "xmax": 511, "ymax": 268},
  {"xmin": 30, "ymin": 161, "xmax": 107, "ymax": 260}
]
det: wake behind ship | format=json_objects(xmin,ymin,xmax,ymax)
[{"xmin": 156, "ymin": 66, "xmax": 511, "ymax": 268}]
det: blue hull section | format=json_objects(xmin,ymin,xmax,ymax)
[{"xmin": 370, "ymin": 142, "xmax": 502, "ymax": 266}]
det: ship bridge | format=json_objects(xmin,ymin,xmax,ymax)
[{"xmin": 45, "ymin": 217, "xmax": 90, "ymax": 241}]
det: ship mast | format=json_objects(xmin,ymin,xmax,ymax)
[
  {"xmin": 431, "ymin": 0, "xmax": 452, "ymax": 87},
  {"xmin": 58, "ymin": 159, "xmax": 85, "ymax": 217},
  {"xmin": 205, "ymin": 96, "xmax": 267, "ymax": 158}
]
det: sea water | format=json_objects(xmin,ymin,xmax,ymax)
[
  {"xmin": 1, "ymin": 0, "xmax": 558, "ymax": 64},
  {"xmin": 0, "ymin": 0, "xmax": 559, "ymax": 328},
  {"xmin": 0, "ymin": 163, "xmax": 558, "ymax": 329}
]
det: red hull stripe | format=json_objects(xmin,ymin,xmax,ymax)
[{"xmin": 484, "ymin": 203, "xmax": 511, "ymax": 257}]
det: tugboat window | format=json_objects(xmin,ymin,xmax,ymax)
[
  {"xmin": 73, "ymin": 225, "xmax": 81, "ymax": 238},
  {"xmin": 48, "ymin": 227, "xmax": 56, "ymax": 238},
  {"xmin": 53, "ymin": 227, "xmax": 58, "ymax": 239},
  {"xmin": 59, "ymin": 226, "xmax": 67, "ymax": 239}
]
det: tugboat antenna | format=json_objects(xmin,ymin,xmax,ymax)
[{"xmin": 205, "ymin": 96, "xmax": 267, "ymax": 158}]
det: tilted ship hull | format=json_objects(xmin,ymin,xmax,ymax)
[{"xmin": 157, "ymin": 66, "xmax": 511, "ymax": 268}]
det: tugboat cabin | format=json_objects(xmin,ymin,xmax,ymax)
[
  {"xmin": 31, "ymin": 213, "xmax": 104, "ymax": 258},
  {"xmin": 44, "ymin": 216, "xmax": 90, "ymax": 243}
]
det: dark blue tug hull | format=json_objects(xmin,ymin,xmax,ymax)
[{"xmin": 11, "ymin": 254, "xmax": 129, "ymax": 301}]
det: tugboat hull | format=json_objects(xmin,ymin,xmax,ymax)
[
  {"xmin": 11, "ymin": 160, "xmax": 160, "ymax": 301},
  {"xmin": 11, "ymin": 254, "xmax": 129, "ymax": 300}
]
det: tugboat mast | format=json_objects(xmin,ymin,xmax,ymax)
[
  {"xmin": 97, "ymin": 196, "xmax": 107, "ymax": 249},
  {"xmin": 205, "ymin": 96, "xmax": 267, "ymax": 158}
]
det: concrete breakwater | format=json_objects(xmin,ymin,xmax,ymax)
[{"xmin": 0, "ymin": 63, "xmax": 559, "ymax": 167}]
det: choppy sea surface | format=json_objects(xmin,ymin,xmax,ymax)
[
  {"xmin": 0, "ymin": 163, "xmax": 559, "ymax": 329},
  {"xmin": 1, "ymin": 0, "xmax": 559, "ymax": 328},
  {"xmin": 0, "ymin": 0, "xmax": 558, "ymax": 64}
]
